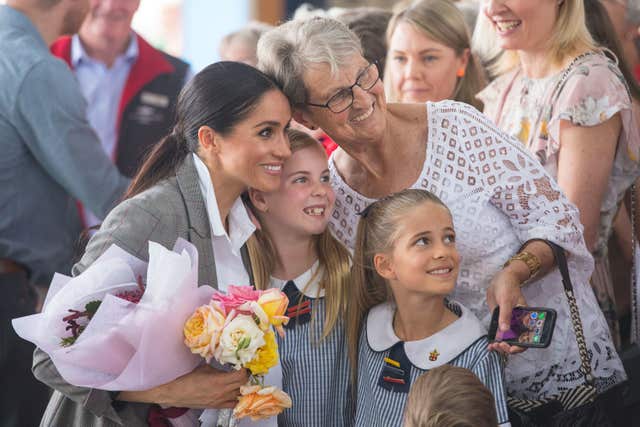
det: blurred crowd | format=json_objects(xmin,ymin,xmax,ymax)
[{"xmin": 2, "ymin": 0, "xmax": 640, "ymax": 426}]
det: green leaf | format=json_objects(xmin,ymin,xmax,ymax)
[
  {"xmin": 60, "ymin": 336, "xmax": 77, "ymax": 347},
  {"xmin": 237, "ymin": 336, "xmax": 251, "ymax": 351},
  {"xmin": 85, "ymin": 300, "xmax": 102, "ymax": 317}
]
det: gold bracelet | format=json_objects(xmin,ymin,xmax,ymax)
[{"xmin": 503, "ymin": 251, "xmax": 541, "ymax": 284}]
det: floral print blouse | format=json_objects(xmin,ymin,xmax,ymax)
[{"xmin": 478, "ymin": 52, "xmax": 640, "ymax": 257}]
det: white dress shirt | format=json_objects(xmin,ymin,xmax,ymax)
[
  {"xmin": 193, "ymin": 153, "xmax": 279, "ymax": 427},
  {"xmin": 192, "ymin": 153, "xmax": 255, "ymax": 290}
]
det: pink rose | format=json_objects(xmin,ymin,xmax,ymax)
[{"xmin": 212, "ymin": 286, "xmax": 261, "ymax": 315}]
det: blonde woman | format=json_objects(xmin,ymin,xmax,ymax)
[
  {"xmin": 246, "ymin": 129, "xmax": 352, "ymax": 426},
  {"xmin": 475, "ymin": 0, "xmax": 640, "ymax": 348},
  {"xmin": 385, "ymin": 0, "xmax": 486, "ymax": 110}
]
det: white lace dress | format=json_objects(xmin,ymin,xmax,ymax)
[{"xmin": 328, "ymin": 100, "xmax": 626, "ymax": 399}]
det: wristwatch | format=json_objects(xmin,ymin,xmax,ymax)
[{"xmin": 503, "ymin": 251, "xmax": 541, "ymax": 282}]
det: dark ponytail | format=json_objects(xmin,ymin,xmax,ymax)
[{"xmin": 124, "ymin": 61, "xmax": 282, "ymax": 199}]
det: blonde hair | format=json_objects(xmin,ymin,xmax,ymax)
[
  {"xmin": 347, "ymin": 189, "xmax": 450, "ymax": 384},
  {"xmin": 403, "ymin": 365, "xmax": 498, "ymax": 427},
  {"xmin": 247, "ymin": 129, "xmax": 351, "ymax": 340},
  {"xmin": 473, "ymin": 0, "xmax": 598, "ymax": 75},
  {"xmin": 385, "ymin": 0, "xmax": 487, "ymax": 110}
]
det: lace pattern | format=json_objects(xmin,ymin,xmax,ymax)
[{"xmin": 328, "ymin": 100, "xmax": 625, "ymax": 398}]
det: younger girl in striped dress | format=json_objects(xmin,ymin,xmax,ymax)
[
  {"xmin": 348, "ymin": 189, "xmax": 510, "ymax": 427},
  {"xmin": 246, "ymin": 129, "xmax": 352, "ymax": 426}
]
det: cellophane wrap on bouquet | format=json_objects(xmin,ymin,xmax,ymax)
[
  {"xmin": 12, "ymin": 239, "xmax": 214, "ymax": 426},
  {"xmin": 184, "ymin": 286, "xmax": 293, "ymax": 427}
]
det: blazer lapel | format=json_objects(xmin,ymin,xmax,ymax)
[
  {"xmin": 175, "ymin": 155, "xmax": 217, "ymax": 289},
  {"xmin": 240, "ymin": 244, "xmax": 255, "ymax": 287}
]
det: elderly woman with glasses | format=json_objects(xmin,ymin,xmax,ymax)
[{"xmin": 257, "ymin": 17, "xmax": 625, "ymax": 400}]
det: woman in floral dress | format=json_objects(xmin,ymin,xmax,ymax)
[{"xmin": 476, "ymin": 0, "xmax": 640, "ymax": 347}]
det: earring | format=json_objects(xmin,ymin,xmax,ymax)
[{"xmin": 456, "ymin": 67, "xmax": 465, "ymax": 78}]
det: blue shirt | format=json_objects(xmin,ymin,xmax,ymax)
[
  {"xmin": 71, "ymin": 34, "xmax": 137, "ymax": 228},
  {"xmin": 72, "ymin": 34, "xmax": 138, "ymax": 159},
  {"xmin": 0, "ymin": 6, "xmax": 129, "ymax": 283}
]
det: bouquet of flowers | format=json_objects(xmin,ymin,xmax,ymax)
[
  {"xmin": 184, "ymin": 286, "xmax": 293, "ymax": 426},
  {"xmin": 12, "ymin": 239, "xmax": 212, "ymax": 394}
]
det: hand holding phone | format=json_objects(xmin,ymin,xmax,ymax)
[{"xmin": 489, "ymin": 306, "xmax": 557, "ymax": 348}]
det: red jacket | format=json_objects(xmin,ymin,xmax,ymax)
[{"xmin": 51, "ymin": 34, "xmax": 189, "ymax": 177}]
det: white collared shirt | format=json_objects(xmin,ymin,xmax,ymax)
[
  {"xmin": 192, "ymin": 154, "xmax": 255, "ymax": 291},
  {"xmin": 193, "ymin": 154, "xmax": 279, "ymax": 427}
]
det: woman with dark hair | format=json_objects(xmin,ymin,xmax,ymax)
[{"xmin": 32, "ymin": 61, "xmax": 292, "ymax": 426}]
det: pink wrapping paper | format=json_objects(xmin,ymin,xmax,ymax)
[{"xmin": 12, "ymin": 239, "xmax": 214, "ymax": 392}]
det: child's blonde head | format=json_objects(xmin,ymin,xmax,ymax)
[
  {"xmin": 403, "ymin": 365, "xmax": 498, "ymax": 427},
  {"xmin": 347, "ymin": 189, "xmax": 450, "ymax": 382},
  {"xmin": 247, "ymin": 128, "xmax": 351, "ymax": 340}
]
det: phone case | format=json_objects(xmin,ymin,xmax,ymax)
[{"xmin": 488, "ymin": 306, "xmax": 557, "ymax": 348}]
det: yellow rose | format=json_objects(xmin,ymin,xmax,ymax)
[
  {"xmin": 183, "ymin": 303, "xmax": 225, "ymax": 362},
  {"xmin": 255, "ymin": 289, "xmax": 289, "ymax": 336},
  {"xmin": 234, "ymin": 384, "xmax": 292, "ymax": 421},
  {"xmin": 244, "ymin": 330, "xmax": 279, "ymax": 375}
]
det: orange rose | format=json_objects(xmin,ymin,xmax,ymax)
[
  {"xmin": 183, "ymin": 303, "xmax": 226, "ymax": 362},
  {"xmin": 233, "ymin": 384, "xmax": 292, "ymax": 421}
]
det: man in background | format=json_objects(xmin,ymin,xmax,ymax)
[
  {"xmin": 0, "ymin": 0, "xmax": 129, "ymax": 425},
  {"xmin": 51, "ymin": 0, "xmax": 190, "ymax": 228}
]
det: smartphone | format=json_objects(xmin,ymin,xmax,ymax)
[{"xmin": 488, "ymin": 306, "xmax": 557, "ymax": 348}]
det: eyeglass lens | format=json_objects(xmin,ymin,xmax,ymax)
[{"xmin": 327, "ymin": 64, "xmax": 379, "ymax": 113}]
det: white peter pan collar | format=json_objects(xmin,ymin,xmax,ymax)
[
  {"xmin": 270, "ymin": 260, "xmax": 325, "ymax": 298},
  {"xmin": 366, "ymin": 300, "xmax": 487, "ymax": 370}
]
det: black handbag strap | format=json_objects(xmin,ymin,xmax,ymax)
[{"xmin": 547, "ymin": 241, "xmax": 595, "ymax": 385}]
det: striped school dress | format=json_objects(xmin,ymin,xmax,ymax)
[
  {"xmin": 355, "ymin": 300, "xmax": 510, "ymax": 427},
  {"xmin": 270, "ymin": 262, "xmax": 352, "ymax": 427}
]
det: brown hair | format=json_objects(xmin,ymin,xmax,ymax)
[
  {"xmin": 347, "ymin": 189, "xmax": 450, "ymax": 385},
  {"xmin": 403, "ymin": 365, "xmax": 498, "ymax": 427},
  {"xmin": 246, "ymin": 128, "xmax": 351, "ymax": 340},
  {"xmin": 385, "ymin": 0, "xmax": 486, "ymax": 110}
]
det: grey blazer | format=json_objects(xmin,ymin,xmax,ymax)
[{"xmin": 33, "ymin": 155, "xmax": 253, "ymax": 426}]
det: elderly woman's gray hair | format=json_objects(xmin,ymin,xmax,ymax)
[{"xmin": 257, "ymin": 17, "xmax": 363, "ymax": 105}]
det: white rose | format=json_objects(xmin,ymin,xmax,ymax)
[{"xmin": 216, "ymin": 314, "xmax": 265, "ymax": 369}]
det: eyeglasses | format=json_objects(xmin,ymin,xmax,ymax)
[{"xmin": 304, "ymin": 62, "xmax": 380, "ymax": 114}]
